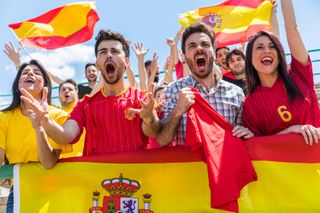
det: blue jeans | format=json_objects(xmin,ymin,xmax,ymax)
[{"xmin": 6, "ymin": 186, "xmax": 13, "ymax": 213}]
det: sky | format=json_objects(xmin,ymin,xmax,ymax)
[{"xmin": 0, "ymin": 0, "xmax": 320, "ymax": 107}]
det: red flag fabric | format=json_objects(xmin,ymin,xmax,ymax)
[
  {"xmin": 186, "ymin": 88, "xmax": 257, "ymax": 212},
  {"xmin": 8, "ymin": 2, "xmax": 99, "ymax": 50}
]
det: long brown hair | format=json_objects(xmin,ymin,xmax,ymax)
[
  {"xmin": 2, "ymin": 60, "xmax": 52, "ymax": 112},
  {"xmin": 245, "ymin": 31, "xmax": 303, "ymax": 101}
]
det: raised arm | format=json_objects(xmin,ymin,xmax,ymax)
[
  {"xmin": 132, "ymin": 42, "xmax": 148, "ymax": 91},
  {"xmin": 281, "ymin": 0, "xmax": 308, "ymax": 65},
  {"xmin": 4, "ymin": 42, "xmax": 64, "ymax": 84},
  {"xmin": 148, "ymin": 53, "xmax": 159, "ymax": 86},
  {"xmin": 27, "ymin": 110, "xmax": 60, "ymax": 169},
  {"xmin": 4, "ymin": 42, "xmax": 20, "ymax": 68},
  {"xmin": 162, "ymin": 56, "xmax": 174, "ymax": 84},
  {"xmin": 20, "ymin": 88, "xmax": 80, "ymax": 145},
  {"xmin": 157, "ymin": 87, "xmax": 195, "ymax": 146},
  {"xmin": 125, "ymin": 65, "xmax": 136, "ymax": 88},
  {"xmin": 270, "ymin": 0, "xmax": 280, "ymax": 38}
]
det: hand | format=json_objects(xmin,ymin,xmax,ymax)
[
  {"xmin": 4, "ymin": 42, "xmax": 21, "ymax": 67},
  {"xmin": 27, "ymin": 109, "xmax": 42, "ymax": 130},
  {"xmin": 174, "ymin": 28, "xmax": 184, "ymax": 44},
  {"xmin": 140, "ymin": 83, "xmax": 156, "ymax": 124},
  {"xmin": 175, "ymin": 87, "xmax": 195, "ymax": 117},
  {"xmin": 270, "ymin": 0, "xmax": 278, "ymax": 9},
  {"xmin": 166, "ymin": 38, "xmax": 176, "ymax": 47},
  {"xmin": 232, "ymin": 126, "xmax": 254, "ymax": 139},
  {"xmin": 132, "ymin": 42, "xmax": 149, "ymax": 58},
  {"xmin": 149, "ymin": 52, "xmax": 159, "ymax": 74},
  {"xmin": 20, "ymin": 87, "xmax": 50, "ymax": 124},
  {"xmin": 288, "ymin": 125, "xmax": 320, "ymax": 145}
]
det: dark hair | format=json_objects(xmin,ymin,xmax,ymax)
[
  {"xmin": 215, "ymin": 46, "xmax": 230, "ymax": 57},
  {"xmin": 226, "ymin": 48, "xmax": 245, "ymax": 68},
  {"xmin": 85, "ymin": 63, "xmax": 96, "ymax": 71},
  {"xmin": 95, "ymin": 30, "xmax": 129, "ymax": 57},
  {"xmin": 245, "ymin": 31, "xmax": 303, "ymax": 101},
  {"xmin": 154, "ymin": 84, "xmax": 167, "ymax": 98},
  {"xmin": 181, "ymin": 22, "xmax": 215, "ymax": 54},
  {"xmin": 2, "ymin": 59, "xmax": 52, "ymax": 112},
  {"xmin": 144, "ymin": 60, "xmax": 152, "ymax": 68},
  {"xmin": 59, "ymin": 79, "xmax": 78, "ymax": 92}
]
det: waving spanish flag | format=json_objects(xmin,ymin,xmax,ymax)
[
  {"xmin": 8, "ymin": 2, "xmax": 99, "ymax": 50},
  {"xmin": 178, "ymin": 0, "xmax": 272, "ymax": 48}
]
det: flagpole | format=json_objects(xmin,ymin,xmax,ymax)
[{"xmin": 10, "ymin": 29, "xmax": 32, "ymax": 60}]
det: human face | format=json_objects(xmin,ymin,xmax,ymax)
[
  {"xmin": 216, "ymin": 47, "xmax": 229, "ymax": 70},
  {"xmin": 59, "ymin": 83, "xmax": 78, "ymax": 107},
  {"xmin": 85, "ymin": 65, "xmax": 98, "ymax": 82},
  {"xmin": 228, "ymin": 54, "xmax": 245, "ymax": 76},
  {"xmin": 184, "ymin": 32, "xmax": 214, "ymax": 79},
  {"xmin": 18, "ymin": 65, "xmax": 44, "ymax": 98},
  {"xmin": 155, "ymin": 88, "xmax": 164, "ymax": 104},
  {"xmin": 252, "ymin": 35, "xmax": 279, "ymax": 78},
  {"xmin": 96, "ymin": 40, "xmax": 128, "ymax": 85}
]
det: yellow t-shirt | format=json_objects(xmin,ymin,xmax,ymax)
[
  {"xmin": 60, "ymin": 103, "xmax": 85, "ymax": 158},
  {"xmin": 0, "ymin": 106, "xmax": 68, "ymax": 164}
]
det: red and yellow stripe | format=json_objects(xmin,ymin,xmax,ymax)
[
  {"xmin": 8, "ymin": 2, "xmax": 99, "ymax": 50},
  {"xmin": 178, "ymin": 0, "xmax": 272, "ymax": 48},
  {"xmin": 14, "ymin": 134, "xmax": 320, "ymax": 212}
]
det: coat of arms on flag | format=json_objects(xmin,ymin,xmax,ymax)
[{"xmin": 89, "ymin": 173, "xmax": 154, "ymax": 213}]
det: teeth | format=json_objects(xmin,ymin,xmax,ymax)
[{"xmin": 261, "ymin": 57, "xmax": 272, "ymax": 62}]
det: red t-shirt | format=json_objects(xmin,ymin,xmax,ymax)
[
  {"xmin": 69, "ymin": 87, "xmax": 148, "ymax": 156},
  {"xmin": 222, "ymin": 70, "xmax": 235, "ymax": 80},
  {"xmin": 243, "ymin": 56, "xmax": 320, "ymax": 136},
  {"xmin": 175, "ymin": 60, "xmax": 184, "ymax": 80}
]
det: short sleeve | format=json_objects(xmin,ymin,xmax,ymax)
[{"xmin": 0, "ymin": 112, "xmax": 8, "ymax": 150}]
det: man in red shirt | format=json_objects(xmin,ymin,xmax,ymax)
[{"xmin": 21, "ymin": 30, "xmax": 159, "ymax": 156}]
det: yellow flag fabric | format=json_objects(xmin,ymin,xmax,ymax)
[
  {"xmin": 8, "ymin": 2, "xmax": 99, "ymax": 50},
  {"xmin": 14, "ymin": 134, "xmax": 320, "ymax": 212},
  {"xmin": 178, "ymin": 0, "xmax": 272, "ymax": 48}
]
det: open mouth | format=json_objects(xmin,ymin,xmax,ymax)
[
  {"xmin": 261, "ymin": 56, "xmax": 273, "ymax": 66},
  {"xmin": 64, "ymin": 94, "xmax": 70, "ymax": 99},
  {"xmin": 24, "ymin": 79, "xmax": 35, "ymax": 83},
  {"xmin": 196, "ymin": 58, "xmax": 206, "ymax": 68},
  {"xmin": 105, "ymin": 63, "xmax": 116, "ymax": 74}
]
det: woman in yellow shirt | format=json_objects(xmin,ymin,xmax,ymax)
[{"xmin": 0, "ymin": 59, "xmax": 68, "ymax": 213}]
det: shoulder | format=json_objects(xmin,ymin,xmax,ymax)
[
  {"xmin": 0, "ymin": 110, "xmax": 12, "ymax": 125},
  {"xmin": 219, "ymin": 79, "xmax": 244, "ymax": 97},
  {"xmin": 48, "ymin": 105, "xmax": 68, "ymax": 118},
  {"xmin": 165, "ymin": 76, "xmax": 193, "ymax": 92}
]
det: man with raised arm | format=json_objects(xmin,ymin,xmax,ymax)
[
  {"xmin": 21, "ymin": 29, "xmax": 159, "ymax": 156},
  {"xmin": 157, "ymin": 22, "xmax": 253, "ymax": 146}
]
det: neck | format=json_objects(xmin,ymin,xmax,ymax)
[
  {"xmin": 259, "ymin": 71, "xmax": 279, "ymax": 88},
  {"xmin": 192, "ymin": 71, "xmax": 216, "ymax": 89},
  {"xmin": 61, "ymin": 102, "xmax": 76, "ymax": 111},
  {"xmin": 88, "ymin": 81, "xmax": 97, "ymax": 89},
  {"xmin": 20, "ymin": 95, "xmax": 42, "ymax": 115},
  {"xmin": 103, "ymin": 78, "xmax": 127, "ymax": 96},
  {"xmin": 233, "ymin": 73, "xmax": 245, "ymax": 80}
]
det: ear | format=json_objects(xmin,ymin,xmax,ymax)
[{"xmin": 181, "ymin": 53, "xmax": 186, "ymax": 63}]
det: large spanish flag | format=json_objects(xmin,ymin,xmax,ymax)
[
  {"xmin": 13, "ymin": 134, "xmax": 320, "ymax": 213},
  {"xmin": 8, "ymin": 2, "xmax": 99, "ymax": 50},
  {"xmin": 178, "ymin": 0, "xmax": 272, "ymax": 48}
]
